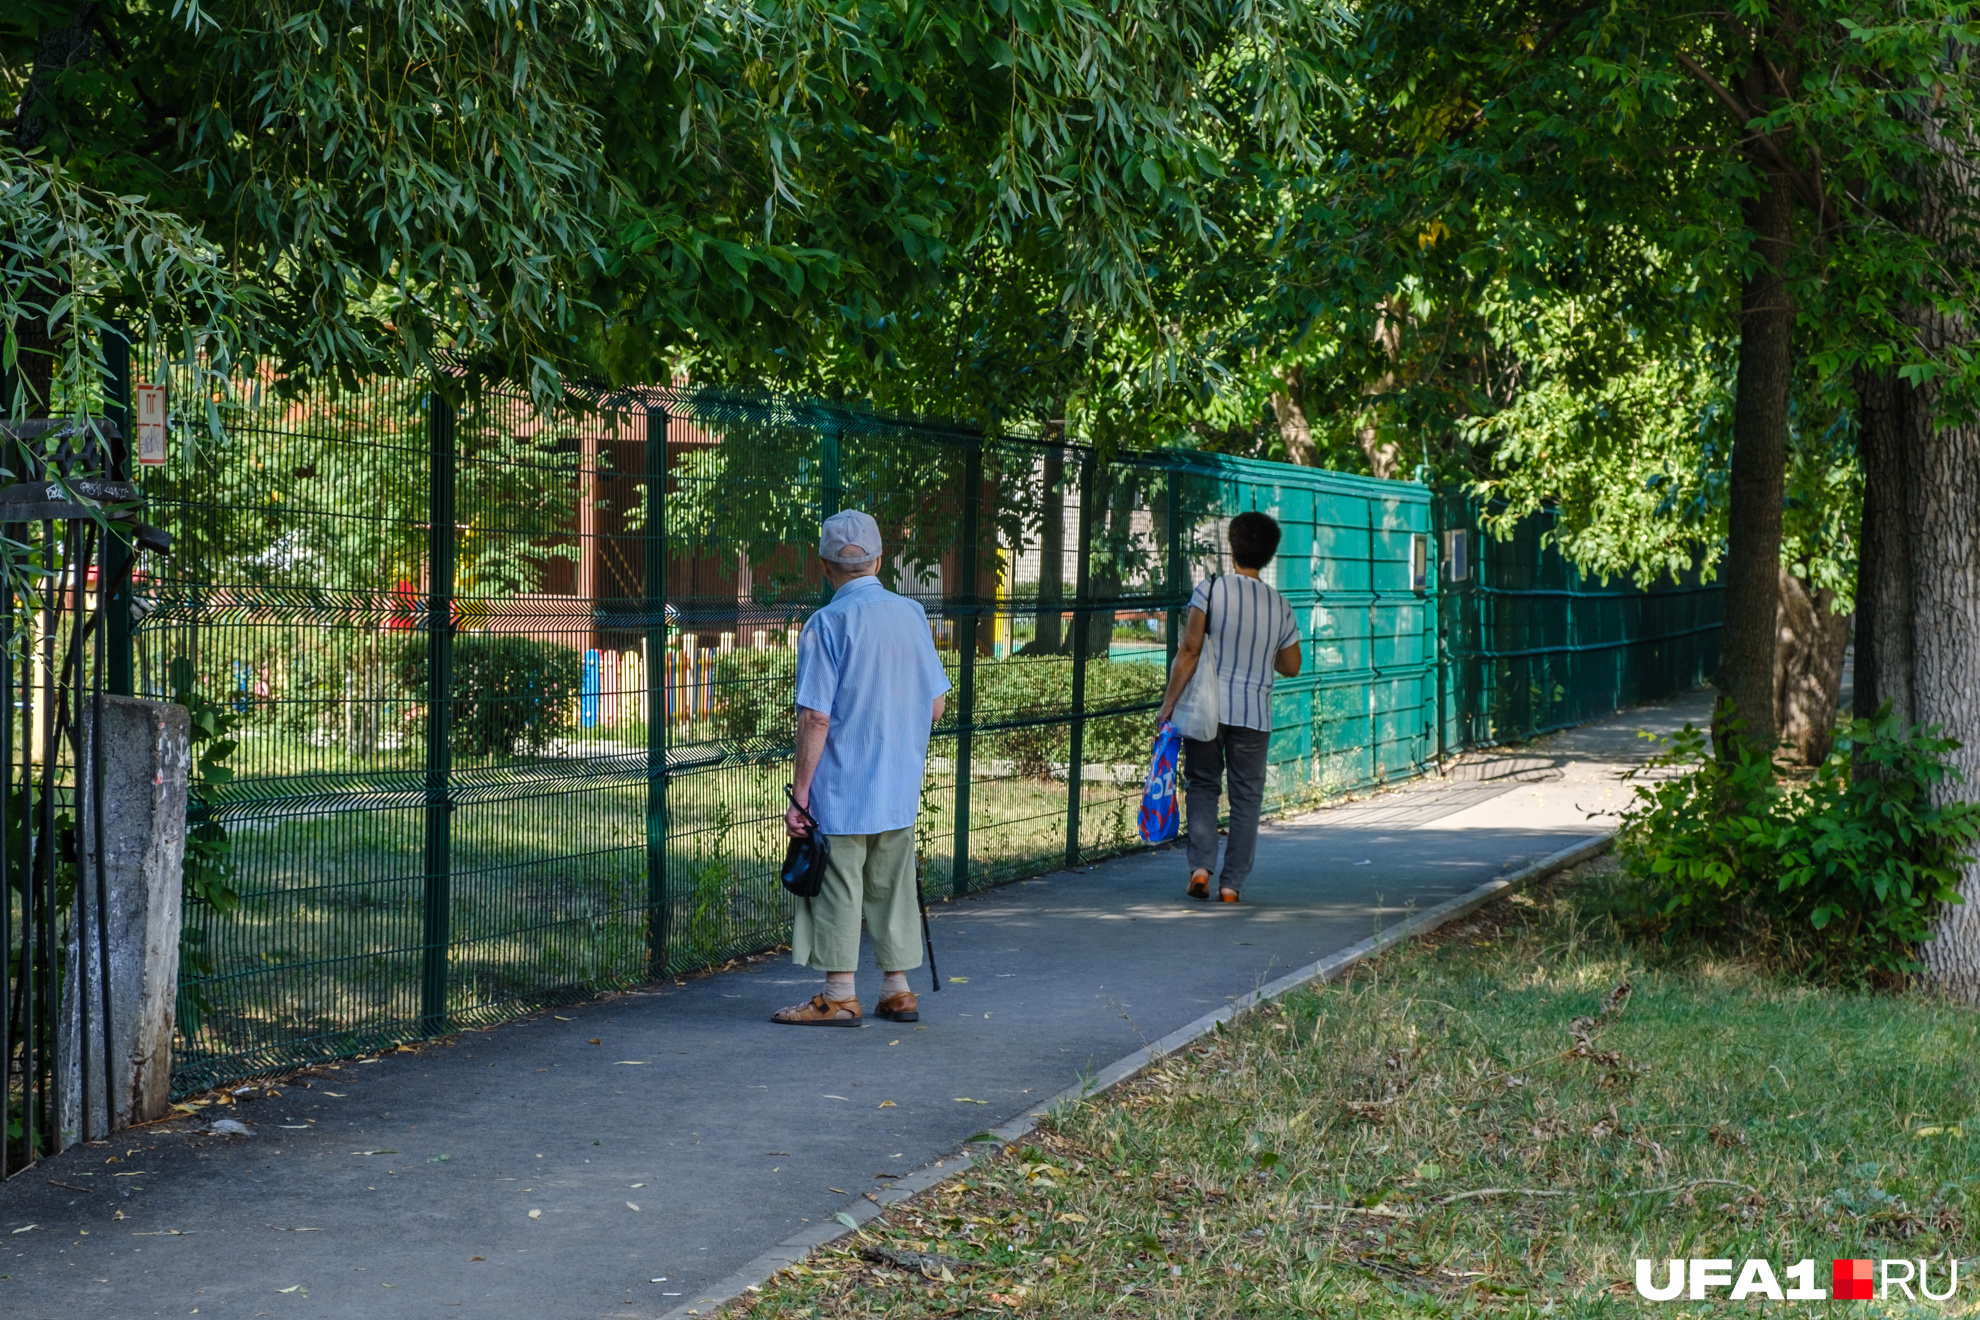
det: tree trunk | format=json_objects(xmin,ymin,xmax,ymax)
[
  {"xmin": 1851, "ymin": 368, "xmax": 1914, "ymax": 723},
  {"xmin": 1902, "ymin": 368, "xmax": 1980, "ymax": 1000},
  {"xmin": 1856, "ymin": 116, "xmax": 1980, "ymax": 1000},
  {"xmin": 1269, "ymin": 365, "xmax": 1318, "ymax": 466},
  {"xmin": 1773, "ymin": 565, "xmax": 1849, "ymax": 765},
  {"xmin": 1713, "ymin": 165, "xmax": 1795, "ymax": 758},
  {"xmin": 1358, "ymin": 303, "xmax": 1406, "ymax": 478}
]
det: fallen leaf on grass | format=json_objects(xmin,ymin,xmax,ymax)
[{"xmin": 1055, "ymin": 1213, "xmax": 1087, "ymax": 1224}]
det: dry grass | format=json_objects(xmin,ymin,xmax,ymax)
[{"xmin": 732, "ymin": 861, "xmax": 1980, "ymax": 1318}]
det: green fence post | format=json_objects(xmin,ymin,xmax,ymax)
[
  {"xmin": 1065, "ymin": 453, "xmax": 1095, "ymax": 869},
  {"xmin": 1166, "ymin": 465, "xmax": 1183, "ymax": 669},
  {"xmin": 819, "ymin": 426, "xmax": 842, "ymax": 605},
  {"xmin": 821, "ymin": 426, "xmax": 842, "ymax": 519},
  {"xmin": 951, "ymin": 439, "xmax": 982, "ymax": 898},
  {"xmin": 102, "ymin": 321, "xmax": 134, "ymax": 696},
  {"xmin": 1431, "ymin": 488, "xmax": 1447, "ymax": 766},
  {"xmin": 420, "ymin": 392, "xmax": 457, "ymax": 1034},
  {"xmin": 645, "ymin": 404, "xmax": 669, "ymax": 981}
]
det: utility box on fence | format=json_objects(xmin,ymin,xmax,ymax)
[{"xmin": 58, "ymin": 698, "xmax": 193, "ymax": 1145}]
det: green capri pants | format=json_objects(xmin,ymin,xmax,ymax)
[{"xmin": 789, "ymin": 826, "xmax": 924, "ymax": 972}]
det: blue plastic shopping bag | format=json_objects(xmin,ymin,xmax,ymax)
[{"xmin": 1138, "ymin": 721, "xmax": 1182, "ymax": 844}]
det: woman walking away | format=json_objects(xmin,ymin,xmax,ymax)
[{"xmin": 1155, "ymin": 511, "xmax": 1301, "ymax": 903}]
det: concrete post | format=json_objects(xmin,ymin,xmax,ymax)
[{"xmin": 59, "ymin": 697, "xmax": 192, "ymax": 1146}]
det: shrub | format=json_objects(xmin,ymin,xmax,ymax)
[
  {"xmin": 713, "ymin": 649, "xmax": 799, "ymax": 750},
  {"xmin": 705, "ymin": 648, "xmax": 1165, "ymax": 770},
  {"xmin": 395, "ymin": 634, "xmax": 582, "ymax": 756},
  {"xmin": 1616, "ymin": 707, "xmax": 1980, "ymax": 980}
]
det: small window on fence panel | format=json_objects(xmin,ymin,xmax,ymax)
[{"xmin": 1443, "ymin": 529, "xmax": 1468, "ymax": 582}]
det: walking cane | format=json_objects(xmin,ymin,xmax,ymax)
[{"xmin": 915, "ymin": 875, "xmax": 940, "ymax": 993}]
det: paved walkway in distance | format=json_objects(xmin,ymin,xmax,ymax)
[{"xmin": 0, "ymin": 691, "xmax": 1712, "ymax": 1320}]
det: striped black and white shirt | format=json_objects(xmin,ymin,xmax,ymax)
[{"xmin": 1188, "ymin": 572, "xmax": 1298, "ymax": 733}]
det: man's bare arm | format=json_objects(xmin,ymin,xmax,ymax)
[
  {"xmin": 786, "ymin": 706, "xmax": 831, "ymax": 837},
  {"xmin": 932, "ymin": 694, "xmax": 946, "ymax": 723},
  {"xmin": 1275, "ymin": 642, "xmax": 1301, "ymax": 678}
]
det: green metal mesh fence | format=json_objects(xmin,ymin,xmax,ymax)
[
  {"xmin": 1436, "ymin": 492, "xmax": 1724, "ymax": 747},
  {"xmin": 115, "ymin": 368, "xmax": 1716, "ymax": 1093}
]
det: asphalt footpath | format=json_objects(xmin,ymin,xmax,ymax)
[{"xmin": 0, "ymin": 690, "xmax": 1712, "ymax": 1320}]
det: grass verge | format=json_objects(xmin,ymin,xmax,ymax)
[{"xmin": 734, "ymin": 858, "xmax": 1980, "ymax": 1318}]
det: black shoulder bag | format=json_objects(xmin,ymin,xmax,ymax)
[{"xmin": 781, "ymin": 785, "xmax": 831, "ymax": 897}]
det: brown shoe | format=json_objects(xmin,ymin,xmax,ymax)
[
  {"xmin": 875, "ymin": 990, "xmax": 919, "ymax": 1023},
  {"xmin": 772, "ymin": 993, "xmax": 863, "ymax": 1027}
]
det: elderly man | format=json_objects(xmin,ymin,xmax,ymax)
[{"xmin": 776, "ymin": 509, "xmax": 951, "ymax": 1027}]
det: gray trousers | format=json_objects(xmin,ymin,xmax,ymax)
[{"xmin": 1184, "ymin": 724, "xmax": 1270, "ymax": 892}]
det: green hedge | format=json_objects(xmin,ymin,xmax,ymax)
[
  {"xmin": 710, "ymin": 646, "xmax": 1163, "ymax": 772},
  {"xmin": 396, "ymin": 634, "xmax": 583, "ymax": 756}
]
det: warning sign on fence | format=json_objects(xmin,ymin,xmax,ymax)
[{"xmin": 135, "ymin": 382, "xmax": 168, "ymax": 466}]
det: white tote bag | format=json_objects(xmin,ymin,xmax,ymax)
[{"xmin": 1170, "ymin": 578, "xmax": 1221, "ymax": 742}]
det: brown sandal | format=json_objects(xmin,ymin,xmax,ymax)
[
  {"xmin": 1219, "ymin": 888, "xmax": 1240, "ymax": 903},
  {"xmin": 875, "ymin": 990, "xmax": 919, "ymax": 1023},
  {"xmin": 1187, "ymin": 869, "xmax": 1211, "ymax": 901},
  {"xmin": 772, "ymin": 993, "xmax": 863, "ymax": 1027}
]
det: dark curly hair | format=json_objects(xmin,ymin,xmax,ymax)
[{"xmin": 1228, "ymin": 511, "xmax": 1282, "ymax": 570}]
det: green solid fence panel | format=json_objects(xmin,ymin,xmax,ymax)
[
  {"xmin": 114, "ymin": 363, "xmax": 1718, "ymax": 1095},
  {"xmin": 1187, "ymin": 455, "xmax": 1439, "ymax": 812},
  {"xmin": 1436, "ymin": 491, "xmax": 1724, "ymax": 748}
]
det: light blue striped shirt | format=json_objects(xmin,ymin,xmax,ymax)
[
  {"xmin": 1189, "ymin": 573, "xmax": 1298, "ymax": 733},
  {"xmin": 795, "ymin": 575, "xmax": 953, "ymax": 835}
]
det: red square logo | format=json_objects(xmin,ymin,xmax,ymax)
[{"xmin": 1833, "ymin": 1259, "xmax": 1874, "ymax": 1301}]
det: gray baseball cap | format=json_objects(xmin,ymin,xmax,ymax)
[{"xmin": 819, "ymin": 509, "xmax": 882, "ymax": 564}]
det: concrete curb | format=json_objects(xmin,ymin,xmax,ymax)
[{"xmin": 658, "ymin": 830, "xmax": 1614, "ymax": 1319}]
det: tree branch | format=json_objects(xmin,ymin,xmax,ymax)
[{"xmin": 1671, "ymin": 47, "xmax": 1830, "ymax": 228}]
